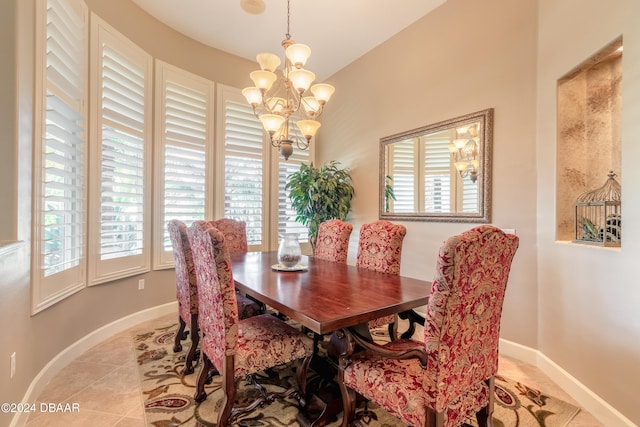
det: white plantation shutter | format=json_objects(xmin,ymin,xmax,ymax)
[
  {"xmin": 423, "ymin": 137, "xmax": 452, "ymax": 213},
  {"xmin": 33, "ymin": 0, "xmax": 88, "ymax": 312},
  {"xmin": 221, "ymin": 95, "xmax": 266, "ymax": 247},
  {"xmin": 217, "ymin": 85, "xmax": 315, "ymax": 250},
  {"xmin": 277, "ymin": 135, "xmax": 310, "ymax": 241},
  {"xmin": 89, "ymin": 16, "xmax": 152, "ymax": 284},
  {"xmin": 154, "ymin": 62, "xmax": 213, "ymax": 267},
  {"xmin": 462, "ymin": 174, "xmax": 479, "ymax": 212},
  {"xmin": 389, "ymin": 139, "xmax": 417, "ymax": 213}
]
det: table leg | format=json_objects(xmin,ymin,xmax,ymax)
[{"xmin": 296, "ymin": 324, "xmax": 370, "ymax": 427}]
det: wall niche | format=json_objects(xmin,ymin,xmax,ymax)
[{"xmin": 556, "ymin": 37, "xmax": 622, "ymax": 243}]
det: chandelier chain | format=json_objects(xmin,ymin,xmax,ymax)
[
  {"xmin": 285, "ymin": 0, "xmax": 291, "ymax": 40},
  {"xmin": 242, "ymin": 0, "xmax": 335, "ymax": 159}
]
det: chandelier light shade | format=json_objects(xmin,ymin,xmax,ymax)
[
  {"xmin": 242, "ymin": 0, "xmax": 335, "ymax": 160},
  {"xmin": 449, "ymin": 123, "xmax": 480, "ymax": 182}
]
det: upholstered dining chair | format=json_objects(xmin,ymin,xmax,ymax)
[
  {"xmin": 187, "ymin": 222, "xmax": 314, "ymax": 427},
  {"xmin": 192, "ymin": 220, "xmax": 263, "ymax": 319},
  {"xmin": 338, "ymin": 225, "xmax": 519, "ymax": 427},
  {"xmin": 356, "ymin": 219, "xmax": 407, "ymax": 340},
  {"xmin": 210, "ymin": 218, "xmax": 248, "ymax": 255},
  {"xmin": 314, "ymin": 219, "xmax": 353, "ymax": 263},
  {"xmin": 167, "ymin": 219, "xmax": 203, "ymax": 375},
  {"xmin": 167, "ymin": 220, "xmax": 261, "ymax": 375}
]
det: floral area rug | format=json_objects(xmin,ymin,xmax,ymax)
[{"xmin": 135, "ymin": 320, "xmax": 580, "ymax": 427}]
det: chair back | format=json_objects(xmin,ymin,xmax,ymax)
[
  {"xmin": 314, "ymin": 219, "xmax": 353, "ymax": 263},
  {"xmin": 356, "ymin": 220, "xmax": 406, "ymax": 274},
  {"xmin": 167, "ymin": 219, "xmax": 198, "ymax": 320},
  {"xmin": 424, "ymin": 225, "xmax": 519, "ymax": 412},
  {"xmin": 188, "ymin": 221, "xmax": 240, "ymax": 370},
  {"xmin": 211, "ymin": 218, "xmax": 248, "ymax": 255}
]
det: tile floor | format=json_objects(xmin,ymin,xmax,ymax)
[{"xmin": 23, "ymin": 314, "xmax": 604, "ymax": 426}]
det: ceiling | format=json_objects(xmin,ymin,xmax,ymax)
[{"xmin": 131, "ymin": 0, "xmax": 446, "ymax": 80}]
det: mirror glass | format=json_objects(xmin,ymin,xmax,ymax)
[{"xmin": 380, "ymin": 108, "xmax": 493, "ymax": 222}]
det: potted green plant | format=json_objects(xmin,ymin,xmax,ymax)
[
  {"xmin": 286, "ymin": 160, "xmax": 355, "ymax": 249},
  {"xmin": 384, "ymin": 175, "xmax": 396, "ymax": 212}
]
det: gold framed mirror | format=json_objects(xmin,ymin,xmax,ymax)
[{"xmin": 379, "ymin": 108, "xmax": 493, "ymax": 222}]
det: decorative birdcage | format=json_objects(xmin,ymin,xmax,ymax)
[{"xmin": 574, "ymin": 170, "xmax": 621, "ymax": 247}]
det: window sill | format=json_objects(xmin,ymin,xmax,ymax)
[{"xmin": 0, "ymin": 240, "xmax": 24, "ymax": 258}]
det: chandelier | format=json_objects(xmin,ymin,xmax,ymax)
[
  {"xmin": 242, "ymin": 0, "xmax": 335, "ymax": 160},
  {"xmin": 449, "ymin": 123, "xmax": 480, "ymax": 183}
]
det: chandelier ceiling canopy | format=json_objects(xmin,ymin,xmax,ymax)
[{"xmin": 242, "ymin": 0, "xmax": 335, "ymax": 160}]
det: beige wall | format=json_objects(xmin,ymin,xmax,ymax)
[
  {"xmin": 318, "ymin": 0, "xmax": 539, "ymax": 346},
  {"xmin": 536, "ymin": 0, "xmax": 640, "ymax": 423},
  {"xmin": 0, "ymin": 1, "xmax": 256, "ymax": 425},
  {"xmin": 319, "ymin": 0, "xmax": 639, "ymax": 424}
]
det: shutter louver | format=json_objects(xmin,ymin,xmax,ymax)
[
  {"xmin": 462, "ymin": 175, "xmax": 479, "ymax": 212},
  {"xmin": 161, "ymin": 76, "xmax": 209, "ymax": 252},
  {"xmin": 98, "ymin": 31, "xmax": 147, "ymax": 261},
  {"xmin": 390, "ymin": 140, "xmax": 416, "ymax": 213},
  {"xmin": 278, "ymin": 127, "xmax": 310, "ymax": 241},
  {"xmin": 223, "ymin": 101, "xmax": 264, "ymax": 246},
  {"xmin": 41, "ymin": 0, "xmax": 86, "ymax": 277},
  {"xmin": 424, "ymin": 137, "xmax": 452, "ymax": 213}
]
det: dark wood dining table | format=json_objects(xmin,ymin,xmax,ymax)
[
  {"xmin": 230, "ymin": 251, "xmax": 431, "ymax": 427},
  {"xmin": 230, "ymin": 251, "xmax": 430, "ymax": 336}
]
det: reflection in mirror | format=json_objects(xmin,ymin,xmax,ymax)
[{"xmin": 380, "ymin": 108, "xmax": 493, "ymax": 222}]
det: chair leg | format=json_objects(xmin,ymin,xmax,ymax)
[
  {"xmin": 337, "ymin": 370, "xmax": 357, "ymax": 427},
  {"xmin": 425, "ymin": 407, "xmax": 445, "ymax": 427},
  {"xmin": 184, "ymin": 313, "xmax": 199, "ymax": 375},
  {"xmin": 388, "ymin": 321, "xmax": 397, "ymax": 341},
  {"xmin": 296, "ymin": 354, "xmax": 313, "ymax": 407},
  {"xmin": 476, "ymin": 377, "xmax": 495, "ymax": 427},
  {"xmin": 194, "ymin": 352, "xmax": 212, "ymax": 403},
  {"xmin": 475, "ymin": 405, "xmax": 490, "ymax": 427},
  {"xmin": 174, "ymin": 315, "xmax": 186, "ymax": 352},
  {"xmin": 218, "ymin": 355, "xmax": 236, "ymax": 427},
  {"xmin": 398, "ymin": 309, "xmax": 426, "ymax": 340}
]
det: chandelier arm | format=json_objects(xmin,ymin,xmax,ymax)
[
  {"xmin": 243, "ymin": 0, "xmax": 331, "ymax": 160},
  {"xmin": 296, "ymin": 138, "xmax": 310, "ymax": 149}
]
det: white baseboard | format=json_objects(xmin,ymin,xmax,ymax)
[
  {"xmin": 10, "ymin": 302, "xmax": 177, "ymax": 427},
  {"xmin": 500, "ymin": 338, "xmax": 637, "ymax": 427}
]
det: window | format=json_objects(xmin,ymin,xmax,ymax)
[
  {"xmin": 423, "ymin": 136, "xmax": 452, "ymax": 213},
  {"xmin": 217, "ymin": 85, "xmax": 314, "ymax": 251},
  {"xmin": 32, "ymin": 0, "xmax": 88, "ymax": 313},
  {"xmin": 88, "ymin": 15, "xmax": 152, "ymax": 285},
  {"xmin": 388, "ymin": 139, "xmax": 417, "ymax": 213},
  {"xmin": 31, "ymin": 3, "xmax": 314, "ymax": 311},
  {"xmin": 153, "ymin": 61, "xmax": 214, "ymax": 268},
  {"xmin": 276, "ymin": 142, "xmax": 311, "ymax": 242},
  {"xmin": 387, "ymin": 135, "xmax": 463, "ymax": 214}
]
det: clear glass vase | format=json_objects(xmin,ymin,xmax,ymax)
[{"xmin": 278, "ymin": 233, "xmax": 302, "ymax": 267}]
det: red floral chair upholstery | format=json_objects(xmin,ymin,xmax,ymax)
[
  {"xmin": 167, "ymin": 220, "xmax": 261, "ymax": 375},
  {"xmin": 356, "ymin": 220, "xmax": 407, "ymax": 339},
  {"xmin": 167, "ymin": 219, "xmax": 201, "ymax": 375},
  {"xmin": 193, "ymin": 220, "xmax": 262, "ymax": 320},
  {"xmin": 210, "ymin": 218, "xmax": 248, "ymax": 255},
  {"xmin": 314, "ymin": 219, "xmax": 353, "ymax": 263},
  {"xmin": 187, "ymin": 222, "xmax": 314, "ymax": 426},
  {"xmin": 338, "ymin": 225, "xmax": 519, "ymax": 427}
]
